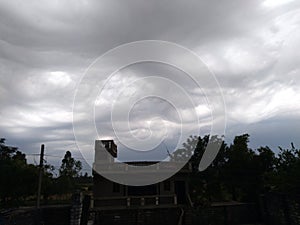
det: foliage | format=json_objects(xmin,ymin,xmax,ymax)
[
  {"xmin": 1, "ymin": 134, "xmax": 299, "ymax": 208},
  {"xmin": 0, "ymin": 139, "xmax": 38, "ymax": 207},
  {"xmin": 59, "ymin": 151, "xmax": 82, "ymax": 178},
  {"xmin": 0, "ymin": 139, "xmax": 86, "ymax": 208},
  {"xmin": 57, "ymin": 151, "xmax": 82, "ymax": 194},
  {"xmin": 170, "ymin": 135, "xmax": 200, "ymax": 162},
  {"xmin": 267, "ymin": 144, "xmax": 300, "ymax": 194},
  {"xmin": 173, "ymin": 133, "xmax": 300, "ymax": 205}
]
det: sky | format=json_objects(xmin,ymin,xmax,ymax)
[{"xmin": 0, "ymin": 0, "xmax": 300, "ymax": 171}]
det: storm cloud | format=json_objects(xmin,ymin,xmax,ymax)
[{"xmin": 0, "ymin": 0, "xmax": 300, "ymax": 168}]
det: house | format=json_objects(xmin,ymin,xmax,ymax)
[{"xmin": 92, "ymin": 140, "xmax": 193, "ymax": 210}]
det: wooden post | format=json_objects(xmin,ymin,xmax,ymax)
[{"xmin": 37, "ymin": 144, "xmax": 44, "ymax": 208}]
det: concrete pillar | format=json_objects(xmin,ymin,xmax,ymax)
[{"xmin": 70, "ymin": 192, "xmax": 83, "ymax": 225}]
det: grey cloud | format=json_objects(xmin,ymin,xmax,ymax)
[{"xmin": 0, "ymin": 0, "xmax": 300, "ymax": 168}]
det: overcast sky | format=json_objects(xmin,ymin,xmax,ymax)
[{"xmin": 0, "ymin": 0, "xmax": 300, "ymax": 170}]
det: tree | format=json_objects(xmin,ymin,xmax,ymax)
[
  {"xmin": 189, "ymin": 135, "xmax": 209, "ymax": 172},
  {"xmin": 172, "ymin": 135, "xmax": 229, "ymax": 205},
  {"xmin": 59, "ymin": 151, "xmax": 82, "ymax": 178},
  {"xmin": 0, "ymin": 138, "xmax": 18, "ymax": 160},
  {"xmin": 0, "ymin": 138, "xmax": 38, "ymax": 207},
  {"xmin": 171, "ymin": 135, "xmax": 199, "ymax": 162},
  {"xmin": 222, "ymin": 134, "xmax": 258, "ymax": 201},
  {"xmin": 58, "ymin": 151, "xmax": 82, "ymax": 194},
  {"xmin": 267, "ymin": 144, "xmax": 300, "ymax": 194}
]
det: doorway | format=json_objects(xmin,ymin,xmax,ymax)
[{"xmin": 175, "ymin": 181, "xmax": 186, "ymax": 204}]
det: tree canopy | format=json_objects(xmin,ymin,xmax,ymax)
[
  {"xmin": 59, "ymin": 151, "xmax": 82, "ymax": 178},
  {"xmin": 0, "ymin": 139, "xmax": 86, "ymax": 208},
  {"xmin": 172, "ymin": 134, "xmax": 300, "ymax": 205}
]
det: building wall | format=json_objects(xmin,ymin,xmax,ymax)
[
  {"xmin": 94, "ymin": 140, "xmax": 116, "ymax": 164},
  {"xmin": 93, "ymin": 139, "xmax": 191, "ymax": 207},
  {"xmin": 93, "ymin": 174, "xmax": 180, "ymax": 198},
  {"xmin": 93, "ymin": 174, "xmax": 125, "ymax": 198}
]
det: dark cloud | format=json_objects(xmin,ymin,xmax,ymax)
[{"xmin": 0, "ymin": 0, "xmax": 300, "ymax": 169}]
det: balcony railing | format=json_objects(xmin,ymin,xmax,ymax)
[
  {"xmin": 93, "ymin": 161, "xmax": 191, "ymax": 174},
  {"xmin": 92, "ymin": 195, "xmax": 177, "ymax": 209}
]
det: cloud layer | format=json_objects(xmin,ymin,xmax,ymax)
[{"xmin": 0, "ymin": 0, "xmax": 300, "ymax": 167}]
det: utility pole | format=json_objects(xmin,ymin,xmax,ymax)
[{"xmin": 37, "ymin": 144, "xmax": 44, "ymax": 208}]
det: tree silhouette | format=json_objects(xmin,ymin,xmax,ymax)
[
  {"xmin": 0, "ymin": 138, "xmax": 38, "ymax": 207},
  {"xmin": 57, "ymin": 151, "xmax": 82, "ymax": 194},
  {"xmin": 59, "ymin": 151, "xmax": 82, "ymax": 178}
]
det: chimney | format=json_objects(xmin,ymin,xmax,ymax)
[{"xmin": 101, "ymin": 140, "xmax": 117, "ymax": 158}]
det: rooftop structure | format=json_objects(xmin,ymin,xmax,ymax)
[{"xmin": 92, "ymin": 140, "xmax": 193, "ymax": 210}]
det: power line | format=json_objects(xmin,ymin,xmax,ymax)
[{"xmin": 44, "ymin": 154, "xmax": 94, "ymax": 161}]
